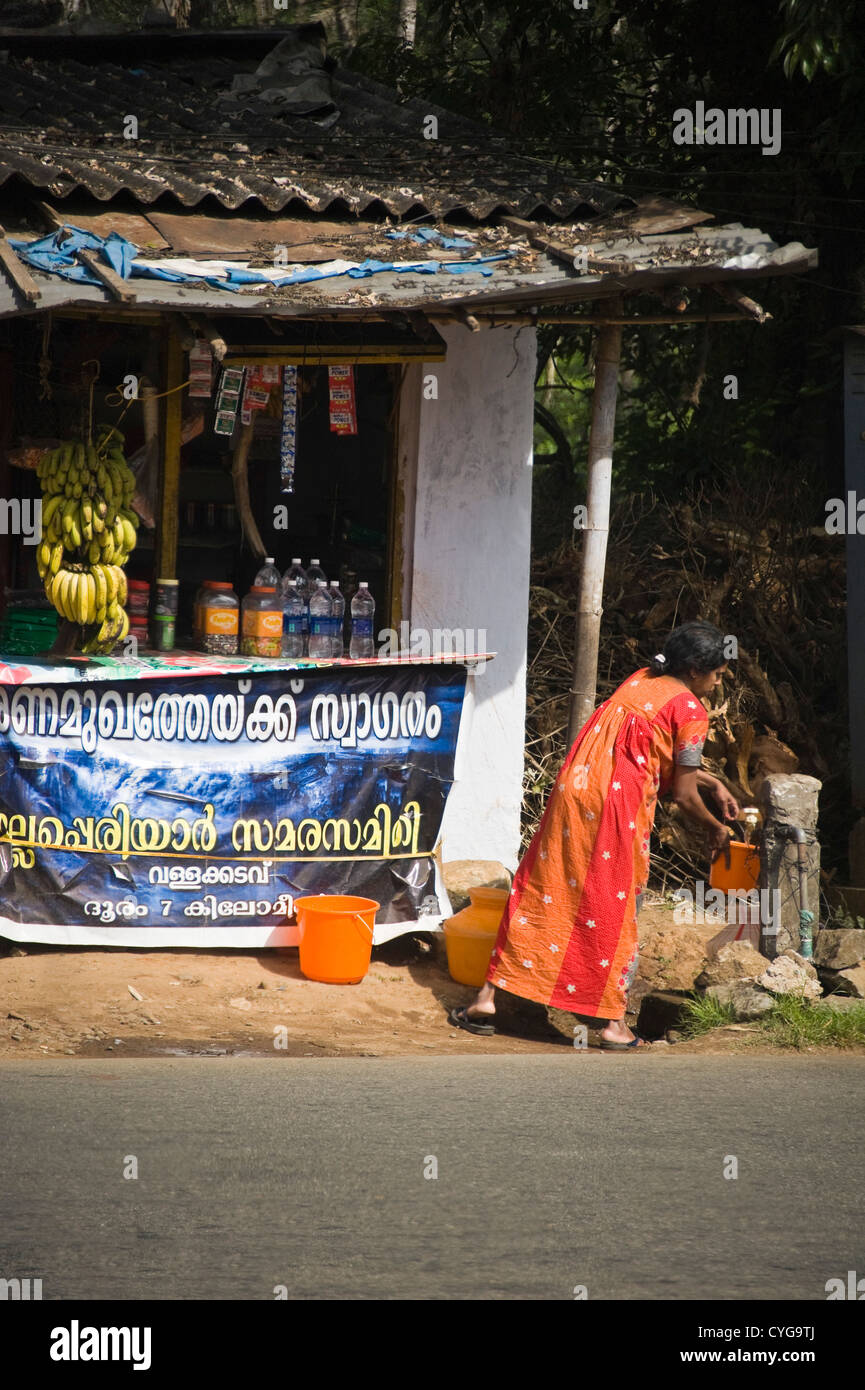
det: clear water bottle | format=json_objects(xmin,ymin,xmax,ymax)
[
  {"xmin": 254, "ymin": 556, "xmax": 282, "ymax": 588},
  {"xmin": 349, "ymin": 581, "xmax": 376, "ymax": 659},
  {"xmin": 306, "ymin": 557, "xmax": 328, "ymax": 588},
  {"xmin": 281, "ymin": 578, "xmax": 306, "ymax": 658},
  {"xmin": 329, "ymin": 579, "xmax": 345, "ymax": 658},
  {"xmin": 282, "ymin": 557, "xmax": 308, "ymax": 597},
  {"xmin": 281, "ymin": 558, "xmax": 309, "ymax": 647},
  {"xmin": 308, "ymin": 579, "xmax": 334, "ymax": 658}
]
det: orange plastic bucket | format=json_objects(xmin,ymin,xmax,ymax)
[
  {"xmin": 294, "ymin": 895, "xmax": 380, "ymax": 984},
  {"xmin": 709, "ymin": 841, "xmax": 760, "ymax": 895}
]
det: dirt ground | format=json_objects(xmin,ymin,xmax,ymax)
[{"xmin": 0, "ymin": 905, "xmax": 854, "ymax": 1060}]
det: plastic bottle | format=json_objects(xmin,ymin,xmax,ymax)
[
  {"xmin": 349, "ymin": 581, "xmax": 376, "ymax": 659},
  {"xmin": 241, "ymin": 586, "xmax": 282, "ymax": 658},
  {"xmin": 281, "ymin": 558, "xmax": 309, "ymax": 647},
  {"xmin": 282, "ymin": 558, "xmax": 308, "ymax": 595},
  {"xmin": 200, "ymin": 582, "xmax": 240, "ymax": 655},
  {"xmin": 328, "ymin": 579, "xmax": 345, "ymax": 658},
  {"xmin": 308, "ymin": 579, "xmax": 334, "ymax": 659},
  {"xmin": 306, "ymin": 558, "xmax": 328, "ymax": 588},
  {"xmin": 254, "ymin": 556, "xmax": 282, "ymax": 589},
  {"xmin": 281, "ymin": 579, "xmax": 306, "ymax": 658}
]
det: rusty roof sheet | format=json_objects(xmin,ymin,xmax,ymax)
[
  {"xmin": 0, "ymin": 32, "xmax": 634, "ymax": 223},
  {"xmin": 0, "ymin": 221, "xmax": 817, "ymax": 323}
]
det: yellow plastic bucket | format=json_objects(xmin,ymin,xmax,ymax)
[
  {"xmin": 443, "ymin": 886, "xmax": 508, "ymax": 987},
  {"xmin": 294, "ymin": 895, "xmax": 380, "ymax": 984}
]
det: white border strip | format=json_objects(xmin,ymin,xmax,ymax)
[{"xmin": 0, "ymin": 915, "xmax": 443, "ymax": 949}]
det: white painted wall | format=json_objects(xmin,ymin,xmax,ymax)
[{"xmin": 408, "ymin": 323, "xmax": 537, "ymax": 870}]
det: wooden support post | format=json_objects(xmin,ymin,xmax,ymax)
[
  {"xmin": 567, "ymin": 303, "xmax": 623, "ymax": 745},
  {"xmin": 0, "ymin": 227, "xmax": 42, "ymax": 304},
  {"xmin": 156, "ymin": 327, "xmax": 184, "ymax": 580},
  {"xmin": 844, "ymin": 330, "xmax": 865, "ymax": 806}
]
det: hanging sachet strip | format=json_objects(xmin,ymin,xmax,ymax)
[
  {"xmin": 328, "ymin": 365, "xmax": 357, "ymax": 435},
  {"xmin": 213, "ymin": 366, "xmax": 244, "ymax": 435},
  {"xmin": 280, "ymin": 365, "xmax": 297, "ymax": 492}
]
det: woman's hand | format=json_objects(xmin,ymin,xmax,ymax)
[
  {"xmin": 714, "ymin": 785, "xmax": 740, "ymax": 822},
  {"xmin": 696, "ymin": 771, "xmax": 740, "ymax": 822},
  {"xmin": 708, "ymin": 823, "xmax": 733, "ymax": 864}
]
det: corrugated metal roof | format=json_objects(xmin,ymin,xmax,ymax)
[
  {"xmin": 0, "ymin": 30, "xmax": 634, "ymax": 222},
  {"xmin": 0, "ymin": 222, "xmax": 817, "ymax": 323}
]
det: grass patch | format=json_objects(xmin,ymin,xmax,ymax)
[
  {"xmin": 679, "ymin": 990, "xmax": 865, "ymax": 1048},
  {"xmin": 757, "ymin": 994, "xmax": 865, "ymax": 1049},
  {"xmin": 678, "ymin": 992, "xmax": 737, "ymax": 1037}
]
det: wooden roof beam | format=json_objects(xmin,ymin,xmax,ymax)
[
  {"xmin": 0, "ymin": 225, "xmax": 41, "ymax": 304},
  {"xmin": 712, "ymin": 282, "xmax": 771, "ymax": 323}
]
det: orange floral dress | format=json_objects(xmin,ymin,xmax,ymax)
[{"xmin": 486, "ymin": 668, "xmax": 709, "ymax": 1019}]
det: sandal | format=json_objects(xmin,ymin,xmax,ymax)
[
  {"xmin": 450, "ymin": 1005, "xmax": 496, "ymax": 1036},
  {"xmin": 599, "ymin": 1033, "xmax": 648, "ymax": 1050}
]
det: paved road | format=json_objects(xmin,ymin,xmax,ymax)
[{"xmin": 1, "ymin": 1055, "xmax": 863, "ymax": 1300}]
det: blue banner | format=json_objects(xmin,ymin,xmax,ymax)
[{"xmin": 0, "ymin": 664, "xmax": 466, "ymax": 946}]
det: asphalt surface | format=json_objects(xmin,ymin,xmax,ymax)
[{"xmin": 1, "ymin": 1055, "xmax": 863, "ymax": 1301}]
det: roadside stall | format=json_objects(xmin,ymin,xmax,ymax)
[{"xmin": 0, "ymin": 295, "xmax": 481, "ymax": 948}]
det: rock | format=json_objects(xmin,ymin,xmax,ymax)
[
  {"xmin": 442, "ymin": 859, "xmax": 511, "ymax": 914},
  {"xmin": 7, "ymin": 1011, "xmax": 25, "ymax": 1021},
  {"xmin": 636, "ymin": 925, "xmax": 709, "ymax": 991},
  {"xmin": 757, "ymin": 950, "xmax": 822, "ymax": 999},
  {"xmin": 10, "ymin": 1031, "xmax": 23, "ymax": 1041},
  {"xmin": 258, "ymin": 980, "xmax": 268, "ymax": 989},
  {"xmin": 696, "ymin": 941, "xmax": 770, "ymax": 988},
  {"xmin": 826, "ymin": 965, "xmax": 865, "ymax": 999},
  {"xmin": 229, "ymin": 996, "xmax": 252, "ymax": 1011},
  {"xmin": 813, "ymin": 928, "xmax": 865, "ymax": 971},
  {"xmin": 706, "ymin": 982, "xmax": 775, "ymax": 1020},
  {"xmin": 635, "ymin": 991, "xmax": 694, "ymax": 1039},
  {"xmin": 820, "ymin": 995, "xmax": 863, "ymax": 1013}
]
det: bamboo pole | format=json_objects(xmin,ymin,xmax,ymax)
[
  {"xmin": 567, "ymin": 304, "xmax": 623, "ymax": 745},
  {"xmin": 156, "ymin": 327, "xmax": 184, "ymax": 580}
]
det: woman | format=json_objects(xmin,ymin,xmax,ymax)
[{"xmin": 451, "ymin": 621, "xmax": 739, "ymax": 1049}]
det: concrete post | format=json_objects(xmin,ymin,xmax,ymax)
[{"xmin": 758, "ymin": 774, "xmax": 822, "ymax": 958}]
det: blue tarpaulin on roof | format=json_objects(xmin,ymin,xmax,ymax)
[{"xmin": 9, "ymin": 225, "xmax": 512, "ymax": 294}]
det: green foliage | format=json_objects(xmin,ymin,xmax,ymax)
[
  {"xmin": 679, "ymin": 991, "xmax": 737, "ymax": 1037},
  {"xmin": 759, "ymin": 993, "xmax": 865, "ymax": 1049}
]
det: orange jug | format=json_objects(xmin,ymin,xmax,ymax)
[{"xmin": 443, "ymin": 886, "xmax": 509, "ymax": 987}]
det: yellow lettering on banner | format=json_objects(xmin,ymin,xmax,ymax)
[{"xmin": 0, "ymin": 800, "xmax": 424, "ymax": 862}]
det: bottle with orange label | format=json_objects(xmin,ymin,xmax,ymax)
[
  {"xmin": 241, "ymin": 585, "xmax": 283, "ymax": 657},
  {"xmin": 200, "ymin": 582, "xmax": 240, "ymax": 655}
]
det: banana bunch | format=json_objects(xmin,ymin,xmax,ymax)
[
  {"xmin": 36, "ymin": 427, "xmax": 140, "ymax": 653},
  {"xmin": 45, "ymin": 562, "xmax": 130, "ymax": 645}
]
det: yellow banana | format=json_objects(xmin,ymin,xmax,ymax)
[
  {"xmin": 53, "ymin": 570, "xmax": 68, "ymax": 620},
  {"xmin": 50, "ymin": 542, "xmax": 63, "ymax": 575},
  {"xmin": 92, "ymin": 565, "xmax": 107, "ymax": 613},
  {"xmin": 104, "ymin": 565, "xmax": 118, "ymax": 603},
  {"xmin": 115, "ymin": 567, "xmax": 127, "ymax": 607},
  {"xmin": 42, "ymin": 494, "xmax": 63, "ymax": 527}
]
